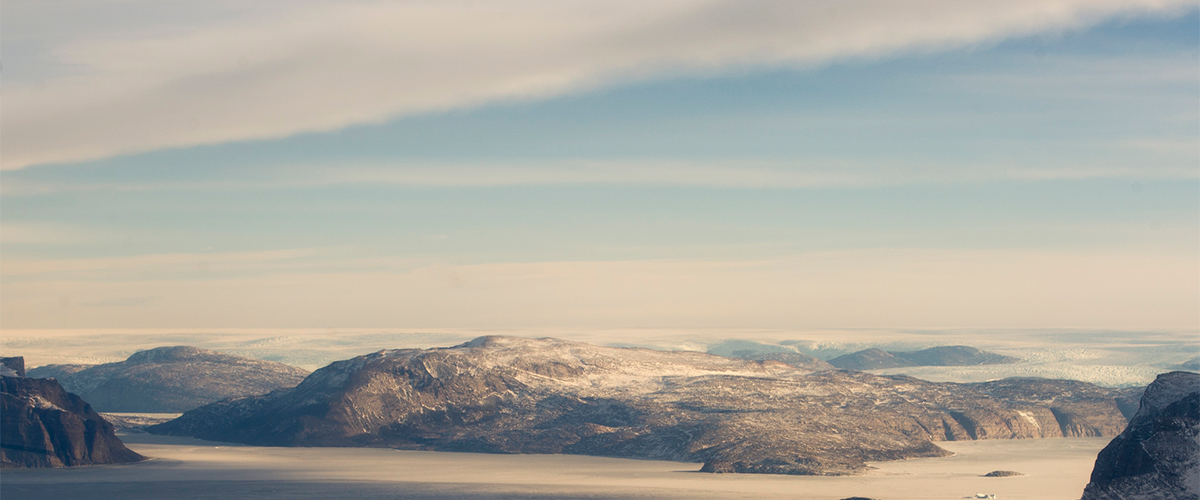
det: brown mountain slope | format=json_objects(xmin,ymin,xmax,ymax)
[{"xmin": 151, "ymin": 336, "xmax": 1131, "ymax": 475}]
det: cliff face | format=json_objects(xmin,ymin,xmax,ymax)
[
  {"xmin": 1, "ymin": 373, "xmax": 144, "ymax": 468},
  {"xmin": 1081, "ymin": 371, "xmax": 1199, "ymax": 500},
  {"xmin": 27, "ymin": 346, "xmax": 310, "ymax": 413},
  {"xmin": 151, "ymin": 336, "xmax": 1132, "ymax": 476}
]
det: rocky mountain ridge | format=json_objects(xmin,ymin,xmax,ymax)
[
  {"xmin": 1081, "ymin": 371, "xmax": 1199, "ymax": 500},
  {"xmin": 152, "ymin": 336, "xmax": 1133, "ymax": 475},
  {"xmin": 26, "ymin": 346, "xmax": 310, "ymax": 412},
  {"xmin": 1, "ymin": 360, "xmax": 144, "ymax": 468}
]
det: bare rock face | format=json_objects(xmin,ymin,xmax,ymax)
[
  {"xmin": 1, "ymin": 370, "xmax": 144, "ymax": 467},
  {"xmin": 29, "ymin": 346, "xmax": 310, "ymax": 413},
  {"xmin": 151, "ymin": 336, "xmax": 1133, "ymax": 476},
  {"xmin": 1081, "ymin": 371, "xmax": 1199, "ymax": 500},
  {"xmin": 828, "ymin": 346, "xmax": 1019, "ymax": 370}
]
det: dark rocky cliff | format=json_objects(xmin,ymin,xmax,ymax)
[
  {"xmin": 1, "ymin": 369, "xmax": 144, "ymax": 468},
  {"xmin": 1081, "ymin": 371, "xmax": 1199, "ymax": 500},
  {"xmin": 151, "ymin": 336, "xmax": 1131, "ymax": 475},
  {"xmin": 27, "ymin": 346, "xmax": 310, "ymax": 413}
]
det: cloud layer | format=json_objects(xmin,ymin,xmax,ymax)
[
  {"xmin": 3, "ymin": 248, "xmax": 1196, "ymax": 329},
  {"xmin": 3, "ymin": 0, "xmax": 1191, "ymax": 169}
]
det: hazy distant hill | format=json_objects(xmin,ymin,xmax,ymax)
[
  {"xmin": 26, "ymin": 364, "xmax": 92, "ymax": 380},
  {"xmin": 1082, "ymin": 371, "xmax": 1199, "ymax": 500},
  {"xmin": 27, "ymin": 346, "xmax": 309, "ymax": 413},
  {"xmin": 706, "ymin": 340, "xmax": 833, "ymax": 371},
  {"xmin": 827, "ymin": 346, "xmax": 1019, "ymax": 370},
  {"xmin": 152, "ymin": 336, "xmax": 1131, "ymax": 475},
  {"xmin": 1, "ymin": 360, "xmax": 144, "ymax": 468},
  {"xmin": 1179, "ymin": 357, "xmax": 1200, "ymax": 371}
]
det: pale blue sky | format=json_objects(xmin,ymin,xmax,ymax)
[{"xmin": 2, "ymin": 3, "xmax": 1196, "ymax": 329}]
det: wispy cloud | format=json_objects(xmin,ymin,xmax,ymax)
[
  {"xmin": 3, "ymin": 0, "xmax": 1191, "ymax": 170},
  {"xmin": 0, "ymin": 224, "xmax": 91, "ymax": 245},
  {"xmin": 1122, "ymin": 138, "xmax": 1200, "ymax": 155},
  {"xmin": 3, "ymin": 247, "xmax": 1196, "ymax": 329},
  {"xmin": 0, "ymin": 247, "xmax": 352, "ymax": 281},
  {"xmin": 4, "ymin": 157, "xmax": 1196, "ymax": 196},
  {"xmin": 75, "ymin": 296, "xmax": 157, "ymax": 308}
]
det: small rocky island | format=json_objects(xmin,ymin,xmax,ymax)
[
  {"xmin": 1, "ymin": 357, "xmax": 144, "ymax": 468},
  {"xmin": 152, "ymin": 336, "xmax": 1134, "ymax": 475}
]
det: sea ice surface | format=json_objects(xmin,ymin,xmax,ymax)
[{"xmin": 0, "ymin": 433, "xmax": 1112, "ymax": 500}]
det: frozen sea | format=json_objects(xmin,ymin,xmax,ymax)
[{"xmin": 2, "ymin": 433, "xmax": 1110, "ymax": 500}]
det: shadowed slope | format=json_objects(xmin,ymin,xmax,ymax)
[
  {"xmin": 1082, "ymin": 371, "xmax": 1199, "ymax": 500},
  {"xmin": 1, "ymin": 371, "xmax": 144, "ymax": 468}
]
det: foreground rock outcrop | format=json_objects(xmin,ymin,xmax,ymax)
[
  {"xmin": 1081, "ymin": 371, "xmax": 1199, "ymax": 500},
  {"xmin": 1, "ymin": 366, "xmax": 144, "ymax": 467},
  {"xmin": 827, "ymin": 346, "xmax": 1019, "ymax": 370},
  {"xmin": 27, "ymin": 346, "xmax": 310, "ymax": 412},
  {"xmin": 150, "ymin": 336, "xmax": 1134, "ymax": 475}
]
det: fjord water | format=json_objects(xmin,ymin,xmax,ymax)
[{"xmin": 2, "ymin": 432, "xmax": 1110, "ymax": 500}]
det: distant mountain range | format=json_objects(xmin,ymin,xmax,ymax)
[
  {"xmin": 27, "ymin": 346, "xmax": 310, "ymax": 413},
  {"xmin": 152, "ymin": 336, "xmax": 1136, "ymax": 475},
  {"xmin": 826, "ymin": 346, "xmax": 1019, "ymax": 370},
  {"xmin": 1082, "ymin": 371, "xmax": 1199, "ymax": 500},
  {"xmin": 705, "ymin": 340, "xmax": 833, "ymax": 371},
  {"xmin": 1, "ymin": 358, "xmax": 144, "ymax": 468},
  {"xmin": 707, "ymin": 340, "xmax": 1019, "ymax": 371}
]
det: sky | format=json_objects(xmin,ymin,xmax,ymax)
[{"xmin": 2, "ymin": 0, "xmax": 1197, "ymax": 330}]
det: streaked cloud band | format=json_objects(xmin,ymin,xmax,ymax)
[
  {"xmin": 3, "ymin": 0, "xmax": 1192, "ymax": 169},
  {"xmin": 3, "ymin": 247, "xmax": 1195, "ymax": 329}
]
